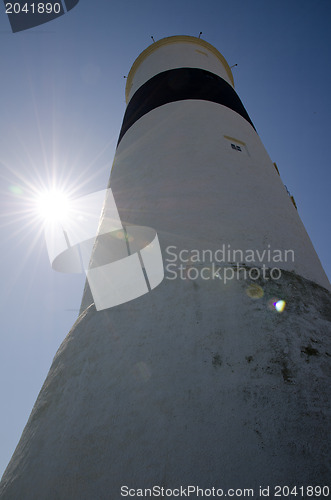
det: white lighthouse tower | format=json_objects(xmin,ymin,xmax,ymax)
[{"xmin": 1, "ymin": 36, "xmax": 330, "ymax": 499}]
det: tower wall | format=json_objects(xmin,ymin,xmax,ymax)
[
  {"xmin": 111, "ymin": 100, "xmax": 330, "ymax": 289},
  {"xmin": 1, "ymin": 272, "xmax": 330, "ymax": 499},
  {"xmin": 112, "ymin": 36, "xmax": 330, "ymax": 290}
]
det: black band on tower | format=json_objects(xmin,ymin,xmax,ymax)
[{"xmin": 117, "ymin": 67, "xmax": 256, "ymax": 145}]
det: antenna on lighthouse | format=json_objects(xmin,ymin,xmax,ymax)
[
  {"xmin": 198, "ymin": 31, "xmax": 202, "ymax": 38},
  {"xmin": 230, "ymin": 63, "xmax": 238, "ymax": 68},
  {"xmin": 151, "ymin": 36, "xmax": 155, "ymax": 43}
]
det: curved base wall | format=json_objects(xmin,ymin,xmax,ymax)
[{"xmin": 1, "ymin": 271, "xmax": 330, "ymax": 499}]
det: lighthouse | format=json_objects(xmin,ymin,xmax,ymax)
[{"xmin": 1, "ymin": 36, "xmax": 330, "ymax": 499}]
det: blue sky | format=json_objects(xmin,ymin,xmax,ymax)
[{"xmin": 0, "ymin": 0, "xmax": 330, "ymax": 477}]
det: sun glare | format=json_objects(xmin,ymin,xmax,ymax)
[{"xmin": 35, "ymin": 189, "xmax": 72, "ymax": 224}]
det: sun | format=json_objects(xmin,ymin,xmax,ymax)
[{"xmin": 35, "ymin": 189, "xmax": 72, "ymax": 224}]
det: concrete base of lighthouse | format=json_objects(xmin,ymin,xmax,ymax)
[{"xmin": 1, "ymin": 270, "xmax": 330, "ymax": 499}]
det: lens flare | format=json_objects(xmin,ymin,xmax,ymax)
[
  {"xmin": 9, "ymin": 185, "xmax": 23, "ymax": 195},
  {"xmin": 246, "ymin": 284, "xmax": 264, "ymax": 299},
  {"xmin": 267, "ymin": 297, "xmax": 286, "ymax": 312},
  {"xmin": 274, "ymin": 299, "xmax": 286, "ymax": 312}
]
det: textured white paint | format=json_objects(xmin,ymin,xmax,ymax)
[
  {"xmin": 1, "ymin": 273, "xmax": 330, "ymax": 498},
  {"xmin": 111, "ymin": 100, "xmax": 330, "ymax": 290}
]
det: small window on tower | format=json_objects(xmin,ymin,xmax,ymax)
[{"xmin": 224, "ymin": 135, "xmax": 248, "ymax": 156}]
